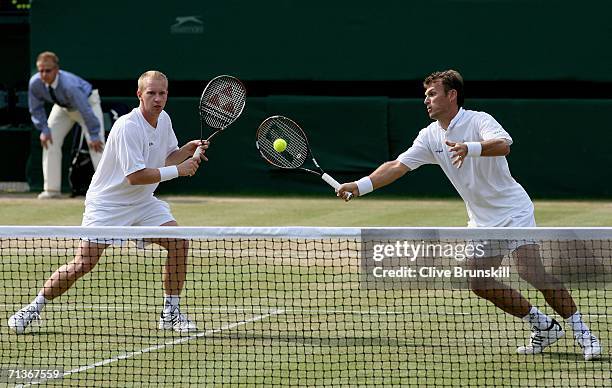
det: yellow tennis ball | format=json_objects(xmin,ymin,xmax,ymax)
[{"xmin": 273, "ymin": 138, "xmax": 287, "ymax": 152}]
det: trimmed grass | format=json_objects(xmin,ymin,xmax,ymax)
[
  {"xmin": 0, "ymin": 194, "xmax": 610, "ymax": 386},
  {"xmin": 1, "ymin": 194, "xmax": 612, "ymax": 226},
  {"xmin": 1, "ymin": 247, "xmax": 609, "ymax": 386}
]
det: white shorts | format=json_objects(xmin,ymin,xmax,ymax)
[
  {"xmin": 497, "ymin": 209, "xmax": 536, "ymax": 228},
  {"xmin": 82, "ymin": 197, "xmax": 175, "ymax": 227},
  {"xmin": 472, "ymin": 208, "xmax": 537, "ymax": 258}
]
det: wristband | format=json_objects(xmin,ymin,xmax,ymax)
[
  {"xmin": 158, "ymin": 166, "xmax": 179, "ymax": 182},
  {"xmin": 355, "ymin": 176, "xmax": 374, "ymax": 196},
  {"xmin": 465, "ymin": 142, "xmax": 482, "ymax": 157}
]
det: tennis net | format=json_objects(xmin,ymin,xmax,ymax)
[{"xmin": 0, "ymin": 226, "xmax": 610, "ymax": 386}]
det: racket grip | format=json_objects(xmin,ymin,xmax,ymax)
[
  {"xmin": 321, "ymin": 173, "xmax": 353, "ymax": 200},
  {"xmin": 192, "ymin": 147, "xmax": 202, "ymax": 159}
]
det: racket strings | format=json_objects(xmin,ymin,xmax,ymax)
[
  {"xmin": 203, "ymin": 104, "xmax": 237, "ymax": 127},
  {"xmin": 200, "ymin": 78, "xmax": 246, "ymax": 129},
  {"xmin": 257, "ymin": 118, "xmax": 309, "ymax": 169}
]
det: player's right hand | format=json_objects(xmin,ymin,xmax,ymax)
[
  {"xmin": 337, "ymin": 182, "xmax": 358, "ymax": 202},
  {"xmin": 177, "ymin": 157, "xmax": 201, "ymax": 177},
  {"xmin": 40, "ymin": 132, "xmax": 53, "ymax": 149}
]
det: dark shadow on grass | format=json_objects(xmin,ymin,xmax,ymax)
[
  {"xmin": 197, "ymin": 331, "xmax": 414, "ymax": 348},
  {"xmin": 544, "ymin": 351, "xmax": 609, "ymax": 364},
  {"xmin": 16, "ymin": 330, "xmax": 609, "ymax": 366},
  {"xmin": 18, "ymin": 329, "xmax": 414, "ymax": 348}
]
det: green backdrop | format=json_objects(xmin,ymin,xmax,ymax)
[
  {"xmin": 25, "ymin": 97, "xmax": 612, "ymax": 198},
  {"xmin": 29, "ymin": 0, "xmax": 612, "ymax": 81},
  {"xmin": 20, "ymin": 0, "xmax": 612, "ymax": 198}
]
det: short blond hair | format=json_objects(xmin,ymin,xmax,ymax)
[
  {"xmin": 36, "ymin": 51, "xmax": 59, "ymax": 67},
  {"xmin": 137, "ymin": 70, "xmax": 168, "ymax": 91}
]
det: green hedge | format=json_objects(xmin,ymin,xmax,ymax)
[{"xmin": 24, "ymin": 97, "xmax": 612, "ymax": 198}]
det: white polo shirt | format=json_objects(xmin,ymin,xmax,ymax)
[
  {"xmin": 85, "ymin": 108, "xmax": 179, "ymax": 207},
  {"xmin": 397, "ymin": 108, "xmax": 533, "ymax": 227}
]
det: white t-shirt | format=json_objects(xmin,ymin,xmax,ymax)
[
  {"xmin": 397, "ymin": 108, "xmax": 534, "ymax": 227},
  {"xmin": 85, "ymin": 108, "xmax": 179, "ymax": 207}
]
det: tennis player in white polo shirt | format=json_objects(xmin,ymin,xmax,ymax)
[
  {"xmin": 337, "ymin": 70, "xmax": 601, "ymax": 361},
  {"xmin": 9, "ymin": 70, "xmax": 208, "ymax": 334}
]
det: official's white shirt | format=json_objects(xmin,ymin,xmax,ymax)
[
  {"xmin": 397, "ymin": 108, "xmax": 533, "ymax": 227},
  {"xmin": 85, "ymin": 108, "xmax": 179, "ymax": 207}
]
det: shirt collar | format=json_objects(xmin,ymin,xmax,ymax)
[
  {"xmin": 136, "ymin": 107, "xmax": 157, "ymax": 130},
  {"xmin": 446, "ymin": 107, "xmax": 465, "ymax": 131},
  {"xmin": 49, "ymin": 72, "xmax": 60, "ymax": 89}
]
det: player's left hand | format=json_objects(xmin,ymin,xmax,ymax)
[
  {"xmin": 445, "ymin": 140, "xmax": 467, "ymax": 168},
  {"xmin": 185, "ymin": 140, "xmax": 209, "ymax": 161}
]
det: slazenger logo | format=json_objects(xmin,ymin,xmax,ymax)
[{"xmin": 171, "ymin": 16, "xmax": 204, "ymax": 34}]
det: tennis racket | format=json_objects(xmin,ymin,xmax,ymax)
[
  {"xmin": 193, "ymin": 75, "xmax": 247, "ymax": 158},
  {"xmin": 256, "ymin": 115, "xmax": 352, "ymax": 200}
]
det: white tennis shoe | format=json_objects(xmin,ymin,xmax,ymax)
[
  {"xmin": 158, "ymin": 308, "xmax": 198, "ymax": 333},
  {"xmin": 8, "ymin": 305, "xmax": 42, "ymax": 334},
  {"xmin": 37, "ymin": 191, "xmax": 62, "ymax": 200},
  {"xmin": 575, "ymin": 332, "xmax": 602, "ymax": 361},
  {"xmin": 517, "ymin": 319, "xmax": 565, "ymax": 355}
]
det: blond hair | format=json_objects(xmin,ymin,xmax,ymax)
[
  {"xmin": 36, "ymin": 51, "xmax": 59, "ymax": 67},
  {"xmin": 137, "ymin": 70, "xmax": 168, "ymax": 91}
]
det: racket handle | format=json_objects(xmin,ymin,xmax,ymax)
[
  {"xmin": 192, "ymin": 147, "xmax": 202, "ymax": 159},
  {"xmin": 321, "ymin": 173, "xmax": 353, "ymax": 201}
]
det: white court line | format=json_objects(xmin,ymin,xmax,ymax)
[
  {"xmin": 1, "ymin": 303, "xmax": 609, "ymax": 318},
  {"xmin": 18, "ymin": 309, "xmax": 284, "ymax": 387}
]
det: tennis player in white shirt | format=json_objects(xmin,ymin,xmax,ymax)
[
  {"xmin": 337, "ymin": 70, "xmax": 601, "ymax": 361},
  {"xmin": 9, "ymin": 70, "xmax": 208, "ymax": 334}
]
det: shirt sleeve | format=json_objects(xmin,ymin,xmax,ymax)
[
  {"xmin": 67, "ymin": 88, "xmax": 102, "ymax": 141},
  {"xmin": 28, "ymin": 82, "xmax": 50, "ymax": 134},
  {"xmin": 478, "ymin": 113, "xmax": 513, "ymax": 145},
  {"xmin": 114, "ymin": 123, "xmax": 146, "ymax": 177},
  {"xmin": 396, "ymin": 128, "xmax": 437, "ymax": 170}
]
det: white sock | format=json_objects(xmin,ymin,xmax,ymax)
[
  {"xmin": 566, "ymin": 311, "xmax": 590, "ymax": 336},
  {"xmin": 31, "ymin": 292, "xmax": 49, "ymax": 313},
  {"xmin": 522, "ymin": 306, "xmax": 552, "ymax": 330},
  {"xmin": 163, "ymin": 294, "xmax": 180, "ymax": 313}
]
